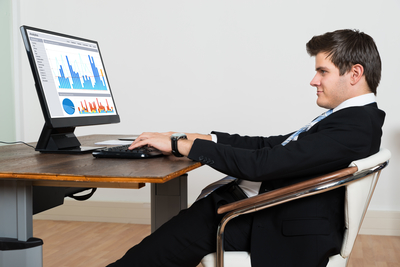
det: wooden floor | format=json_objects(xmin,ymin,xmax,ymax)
[
  {"xmin": 33, "ymin": 220, "xmax": 151, "ymax": 267},
  {"xmin": 33, "ymin": 220, "xmax": 400, "ymax": 267},
  {"xmin": 347, "ymin": 235, "xmax": 400, "ymax": 267}
]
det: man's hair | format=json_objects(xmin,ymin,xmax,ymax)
[{"xmin": 306, "ymin": 29, "xmax": 381, "ymax": 95}]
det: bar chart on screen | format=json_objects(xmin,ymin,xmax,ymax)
[
  {"xmin": 44, "ymin": 41, "xmax": 109, "ymax": 91},
  {"xmin": 55, "ymin": 54, "xmax": 108, "ymax": 90}
]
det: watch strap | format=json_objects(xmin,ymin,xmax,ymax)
[{"xmin": 171, "ymin": 134, "xmax": 187, "ymax": 157}]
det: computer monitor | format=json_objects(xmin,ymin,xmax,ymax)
[{"xmin": 20, "ymin": 25, "xmax": 120, "ymax": 153}]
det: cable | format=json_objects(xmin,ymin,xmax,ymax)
[{"xmin": 0, "ymin": 141, "xmax": 35, "ymax": 149}]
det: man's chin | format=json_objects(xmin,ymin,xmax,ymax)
[{"xmin": 316, "ymin": 100, "xmax": 330, "ymax": 109}]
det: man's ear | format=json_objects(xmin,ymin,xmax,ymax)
[{"xmin": 350, "ymin": 64, "xmax": 364, "ymax": 85}]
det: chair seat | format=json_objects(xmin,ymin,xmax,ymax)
[
  {"xmin": 201, "ymin": 252, "xmax": 347, "ymax": 267},
  {"xmin": 327, "ymin": 254, "xmax": 348, "ymax": 266},
  {"xmin": 201, "ymin": 252, "xmax": 251, "ymax": 267}
]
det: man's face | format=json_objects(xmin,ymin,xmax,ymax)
[{"xmin": 310, "ymin": 52, "xmax": 352, "ymax": 109}]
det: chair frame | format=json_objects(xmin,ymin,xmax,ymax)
[{"xmin": 214, "ymin": 160, "xmax": 389, "ymax": 267}]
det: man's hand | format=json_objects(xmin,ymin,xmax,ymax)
[
  {"xmin": 129, "ymin": 132, "xmax": 212, "ymax": 157},
  {"xmin": 129, "ymin": 132, "xmax": 173, "ymax": 155}
]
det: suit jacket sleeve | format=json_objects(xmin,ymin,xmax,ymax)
[
  {"xmin": 188, "ymin": 104, "xmax": 385, "ymax": 183},
  {"xmin": 210, "ymin": 131, "xmax": 292, "ymax": 150}
]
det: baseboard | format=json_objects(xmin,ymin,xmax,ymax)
[
  {"xmin": 33, "ymin": 200, "xmax": 400, "ymax": 236},
  {"xmin": 358, "ymin": 210, "xmax": 400, "ymax": 236},
  {"xmin": 33, "ymin": 200, "xmax": 151, "ymax": 224}
]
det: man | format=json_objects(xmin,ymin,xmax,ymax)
[{"xmin": 107, "ymin": 29, "xmax": 384, "ymax": 267}]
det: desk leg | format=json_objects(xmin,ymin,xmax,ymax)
[
  {"xmin": 0, "ymin": 180, "xmax": 43, "ymax": 267},
  {"xmin": 151, "ymin": 174, "xmax": 188, "ymax": 232}
]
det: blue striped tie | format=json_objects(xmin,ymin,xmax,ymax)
[{"xmin": 281, "ymin": 109, "xmax": 333, "ymax": 146}]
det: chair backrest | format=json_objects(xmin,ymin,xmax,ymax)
[{"xmin": 340, "ymin": 148, "xmax": 391, "ymax": 258}]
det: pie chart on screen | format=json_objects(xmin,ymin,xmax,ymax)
[{"xmin": 62, "ymin": 98, "xmax": 75, "ymax": 115}]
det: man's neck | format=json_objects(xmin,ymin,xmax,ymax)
[{"xmin": 333, "ymin": 93, "xmax": 376, "ymax": 113}]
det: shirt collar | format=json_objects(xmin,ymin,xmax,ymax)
[{"xmin": 333, "ymin": 93, "xmax": 376, "ymax": 113}]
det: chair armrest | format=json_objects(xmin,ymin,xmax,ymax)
[{"xmin": 217, "ymin": 166, "xmax": 358, "ymax": 215}]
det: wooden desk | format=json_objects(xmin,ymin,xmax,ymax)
[{"xmin": 0, "ymin": 134, "xmax": 202, "ymax": 267}]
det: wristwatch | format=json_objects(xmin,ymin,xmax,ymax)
[{"xmin": 171, "ymin": 133, "xmax": 187, "ymax": 157}]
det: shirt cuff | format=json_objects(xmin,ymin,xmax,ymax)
[{"xmin": 210, "ymin": 134, "xmax": 218, "ymax": 143}]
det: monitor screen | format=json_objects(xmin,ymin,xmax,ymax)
[
  {"xmin": 20, "ymin": 25, "xmax": 120, "ymax": 153},
  {"xmin": 20, "ymin": 25, "xmax": 120, "ymax": 127}
]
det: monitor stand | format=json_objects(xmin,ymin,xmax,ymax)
[{"xmin": 35, "ymin": 123, "xmax": 104, "ymax": 153}]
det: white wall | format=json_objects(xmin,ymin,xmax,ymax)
[
  {"xmin": 9, "ymin": 0, "xmax": 400, "ymax": 210},
  {"xmin": 0, "ymin": 0, "xmax": 16, "ymax": 143}
]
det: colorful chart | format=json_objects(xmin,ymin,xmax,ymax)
[{"xmin": 78, "ymin": 98, "xmax": 114, "ymax": 114}]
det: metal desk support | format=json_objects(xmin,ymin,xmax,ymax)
[
  {"xmin": 151, "ymin": 174, "xmax": 188, "ymax": 232},
  {"xmin": 0, "ymin": 180, "xmax": 43, "ymax": 267}
]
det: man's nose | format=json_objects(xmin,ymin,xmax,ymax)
[{"xmin": 310, "ymin": 74, "xmax": 320, "ymax": 87}]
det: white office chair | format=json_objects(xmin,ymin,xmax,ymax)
[{"xmin": 201, "ymin": 148, "xmax": 391, "ymax": 267}]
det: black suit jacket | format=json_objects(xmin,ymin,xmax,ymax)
[{"xmin": 188, "ymin": 103, "xmax": 385, "ymax": 267}]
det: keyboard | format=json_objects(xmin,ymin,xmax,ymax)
[{"xmin": 92, "ymin": 144, "xmax": 163, "ymax": 159}]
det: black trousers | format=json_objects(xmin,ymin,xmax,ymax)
[{"xmin": 106, "ymin": 183, "xmax": 252, "ymax": 267}]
